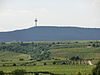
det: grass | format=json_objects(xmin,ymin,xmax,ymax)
[
  {"xmin": 0, "ymin": 51, "xmax": 30, "ymax": 61},
  {"xmin": 50, "ymin": 47, "xmax": 100, "ymax": 60},
  {"xmin": 0, "ymin": 65, "xmax": 94, "ymax": 75},
  {"xmin": 0, "ymin": 40, "xmax": 100, "ymax": 75}
]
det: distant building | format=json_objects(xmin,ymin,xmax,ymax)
[{"xmin": 88, "ymin": 60, "xmax": 93, "ymax": 65}]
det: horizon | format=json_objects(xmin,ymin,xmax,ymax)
[{"xmin": 0, "ymin": 25, "xmax": 100, "ymax": 32}]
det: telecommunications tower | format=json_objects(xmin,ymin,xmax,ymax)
[{"xmin": 35, "ymin": 18, "xmax": 38, "ymax": 27}]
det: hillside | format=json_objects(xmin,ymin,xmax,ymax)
[
  {"xmin": 0, "ymin": 40, "xmax": 100, "ymax": 75},
  {"xmin": 50, "ymin": 47, "xmax": 100, "ymax": 60},
  {"xmin": 0, "ymin": 40, "xmax": 100, "ymax": 61},
  {"xmin": 0, "ymin": 51, "xmax": 30, "ymax": 61},
  {"xmin": 0, "ymin": 26, "xmax": 100, "ymax": 42}
]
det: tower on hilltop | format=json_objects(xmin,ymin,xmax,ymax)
[{"xmin": 35, "ymin": 18, "xmax": 38, "ymax": 27}]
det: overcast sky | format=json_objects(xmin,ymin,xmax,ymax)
[{"xmin": 0, "ymin": 0, "xmax": 100, "ymax": 32}]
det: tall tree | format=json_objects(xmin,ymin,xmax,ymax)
[{"xmin": 92, "ymin": 61, "xmax": 100, "ymax": 75}]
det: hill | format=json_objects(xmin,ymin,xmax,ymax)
[
  {"xmin": 50, "ymin": 47, "xmax": 100, "ymax": 60},
  {"xmin": 0, "ymin": 51, "xmax": 30, "ymax": 61},
  {"xmin": 0, "ymin": 26, "xmax": 100, "ymax": 42},
  {"xmin": 0, "ymin": 40, "xmax": 100, "ymax": 61}
]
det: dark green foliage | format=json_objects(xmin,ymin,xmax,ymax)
[
  {"xmin": 0, "ymin": 26, "xmax": 100, "ymax": 41},
  {"xmin": 53, "ymin": 61, "xmax": 56, "ymax": 65},
  {"xmin": 92, "ymin": 61, "xmax": 100, "ymax": 75},
  {"xmin": 13, "ymin": 63, "xmax": 16, "ymax": 66},
  {"xmin": 0, "ymin": 42, "xmax": 51, "ymax": 60},
  {"xmin": 0, "ymin": 40, "xmax": 100, "ymax": 61},
  {"xmin": 2, "ymin": 64, "xmax": 5, "ymax": 67},
  {"xmin": 0, "ymin": 71, "xmax": 4, "ymax": 75},
  {"xmin": 19, "ymin": 58, "xmax": 24, "ymax": 61},
  {"xmin": 43, "ymin": 62, "xmax": 47, "ymax": 65},
  {"xmin": 11, "ymin": 69, "xmax": 26, "ymax": 75},
  {"xmin": 70, "ymin": 56, "xmax": 82, "ymax": 61},
  {"xmin": 77, "ymin": 72, "xmax": 82, "ymax": 75},
  {"xmin": 75, "ymin": 41, "xmax": 78, "ymax": 43},
  {"xmin": 62, "ymin": 62, "xmax": 66, "ymax": 65},
  {"xmin": 92, "ymin": 43, "xmax": 100, "ymax": 47}
]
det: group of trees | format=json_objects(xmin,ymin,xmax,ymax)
[
  {"xmin": 52, "ymin": 60, "xmax": 89, "ymax": 65},
  {"xmin": 1, "ymin": 60, "xmax": 89, "ymax": 67},
  {"xmin": 92, "ymin": 61, "xmax": 100, "ymax": 75},
  {"xmin": 0, "ymin": 41, "xmax": 100, "ymax": 60},
  {"xmin": 0, "ymin": 42, "xmax": 51, "ymax": 60},
  {"xmin": 92, "ymin": 43, "xmax": 100, "ymax": 47},
  {"xmin": 70, "ymin": 56, "xmax": 82, "ymax": 61}
]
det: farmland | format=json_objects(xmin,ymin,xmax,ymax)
[
  {"xmin": 0, "ymin": 65, "xmax": 94, "ymax": 75},
  {"xmin": 0, "ymin": 40, "xmax": 100, "ymax": 75}
]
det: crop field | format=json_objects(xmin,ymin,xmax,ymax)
[
  {"xmin": 0, "ymin": 65, "xmax": 94, "ymax": 75},
  {"xmin": 50, "ymin": 47, "xmax": 100, "ymax": 60},
  {"xmin": 0, "ymin": 40, "xmax": 100, "ymax": 75},
  {"xmin": 0, "ymin": 51, "xmax": 30, "ymax": 61}
]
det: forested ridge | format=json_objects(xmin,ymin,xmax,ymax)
[{"xmin": 0, "ymin": 26, "xmax": 100, "ymax": 41}]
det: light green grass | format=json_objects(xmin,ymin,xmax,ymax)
[
  {"xmin": 0, "ymin": 65, "xmax": 94, "ymax": 75},
  {"xmin": 50, "ymin": 47, "xmax": 100, "ymax": 60},
  {"xmin": 0, "ymin": 51, "xmax": 30, "ymax": 61}
]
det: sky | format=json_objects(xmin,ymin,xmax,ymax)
[{"xmin": 0, "ymin": 0, "xmax": 100, "ymax": 32}]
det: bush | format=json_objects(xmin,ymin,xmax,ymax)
[
  {"xmin": 0, "ymin": 71, "xmax": 4, "ymax": 75},
  {"xmin": 70, "ymin": 56, "xmax": 82, "ymax": 61},
  {"xmin": 53, "ymin": 61, "xmax": 56, "ymax": 65},
  {"xmin": 44, "ymin": 62, "xmax": 47, "ymax": 65},
  {"xmin": 19, "ymin": 58, "xmax": 24, "ymax": 61},
  {"xmin": 92, "ymin": 61, "xmax": 100, "ymax": 75},
  {"xmin": 12, "ymin": 69, "xmax": 26, "ymax": 75},
  {"xmin": 77, "ymin": 72, "xmax": 82, "ymax": 75},
  {"xmin": 13, "ymin": 63, "xmax": 16, "ymax": 66}
]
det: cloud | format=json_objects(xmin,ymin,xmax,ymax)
[
  {"xmin": 95, "ymin": 0, "xmax": 100, "ymax": 3},
  {"xmin": 91, "ymin": 0, "xmax": 100, "ymax": 6},
  {"xmin": 0, "ymin": 8, "xmax": 50, "ymax": 31},
  {"xmin": 0, "ymin": 0, "xmax": 100, "ymax": 32}
]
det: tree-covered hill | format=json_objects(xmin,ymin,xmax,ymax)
[
  {"xmin": 0, "ymin": 26, "xmax": 100, "ymax": 42},
  {"xmin": 0, "ymin": 42, "xmax": 50, "ymax": 60}
]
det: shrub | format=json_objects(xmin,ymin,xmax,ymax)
[
  {"xmin": 44, "ymin": 62, "xmax": 47, "ymax": 65},
  {"xmin": 13, "ymin": 63, "xmax": 16, "ymax": 66},
  {"xmin": 53, "ymin": 61, "xmax": 56, "ymax": 65},
  {"xmin": 92, "ymin": 61, "xmax": 100, "ymax": 75},
  {"xmin": 19, "ymin": 58, "xmax": 24, "ymax": 61},
  {"xmin": 0, "ymin": 71, "xmax": 4, "ymax": 75},
  {"xmin": 70, "ymin": 56, "xmax": 82, "ymax": 61},
  {"xmin": 77, "ymin": 72, "xmax": 82, "ymax": 75},
  {"xmin": 11, "ymin": 69, "xmax": 26, "ymax": 75}
]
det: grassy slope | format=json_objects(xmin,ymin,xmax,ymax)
[
  {"xmin": 0, "ymin": 41, "xmax": 99, "ymax": 75},
  {"xmin": 50, "ymin": 47, "xmax": 100, "ymax": 60},
  {"xmin": 0, "ymin": 51, "xmax": 30, "ymax": 61}
]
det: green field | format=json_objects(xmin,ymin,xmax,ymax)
[
  {"xmin": 0, "ymin": 40, "xmax": 100, "ymax": 75},
  {"xmin": 0, "ymin": 51, "xmax": 30, "ymax": 61},
  {"xmin": 0, "ymin": 65, "xmax": 94, "ymax": 75},
  {"xmin": 50, "ymin": 47, "xmax": 100, "ymax": 60}
]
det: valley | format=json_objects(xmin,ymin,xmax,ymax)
[{"xmin": 0, "ymin": 40, "xmax": 100, "ymax": 75}]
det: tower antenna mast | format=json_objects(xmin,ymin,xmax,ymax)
[{"xmin": 35, "ymin": 18, "xmax": 38, "ymax": 27}]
